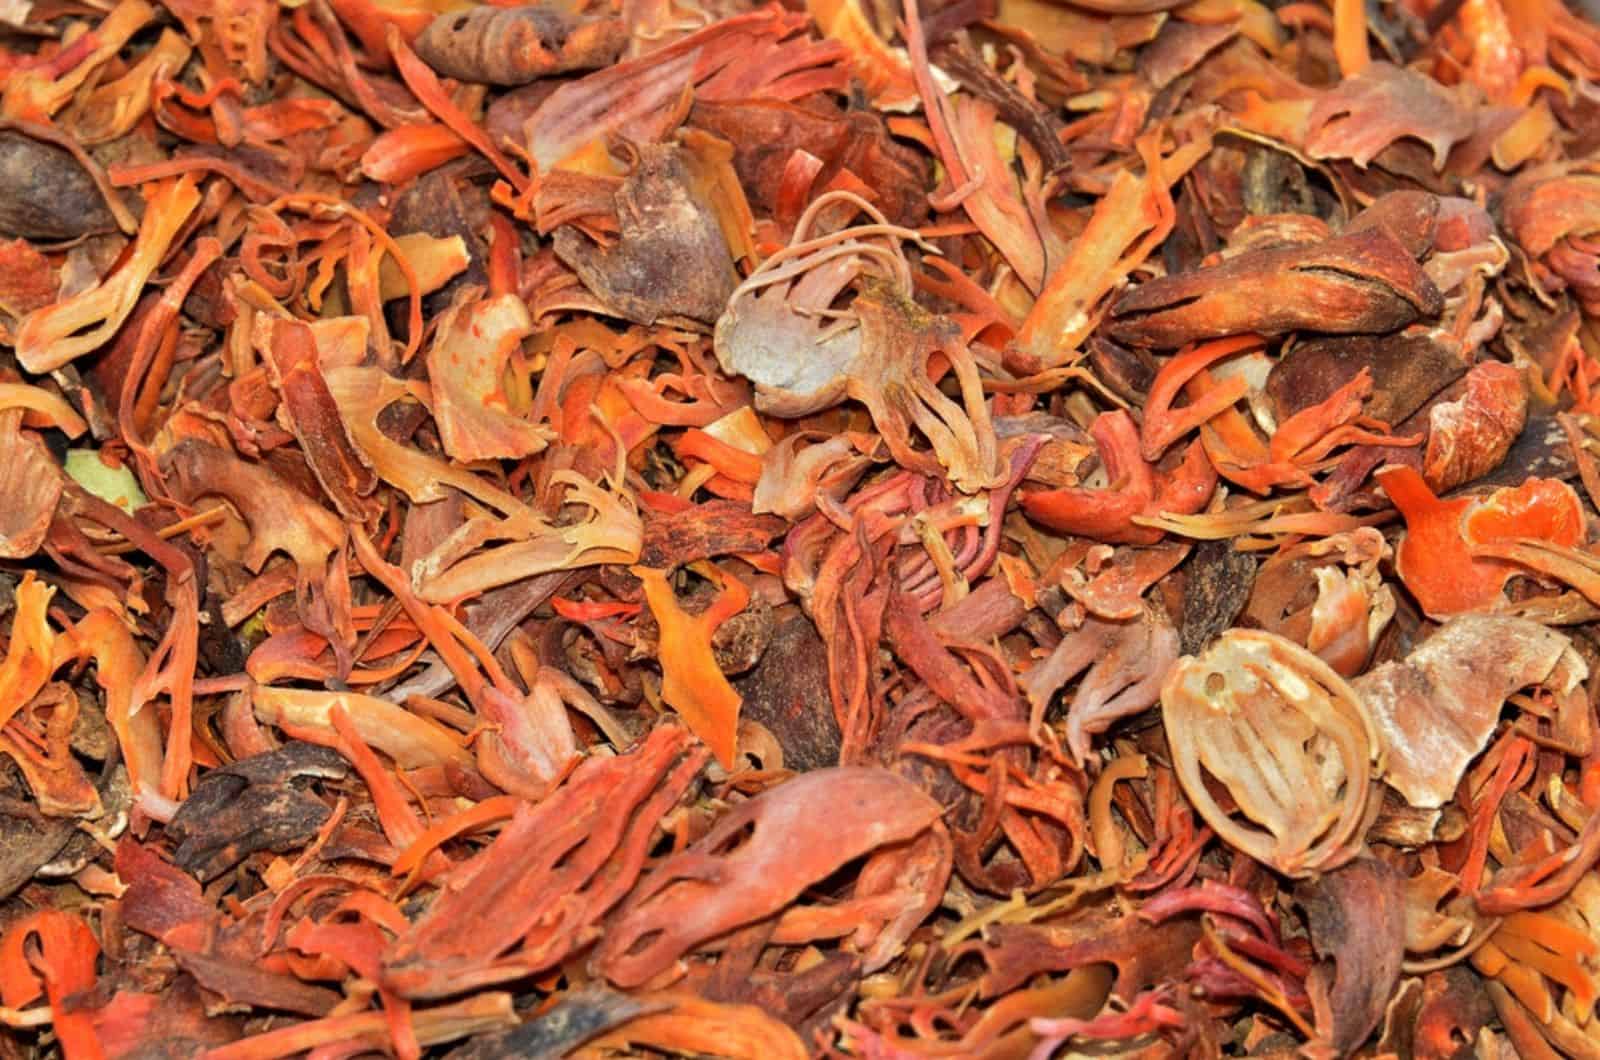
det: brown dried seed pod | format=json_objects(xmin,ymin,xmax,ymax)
[
  {"xmin": 414, "ymin": 6, "xmax": 627, "ymax": 87},
  {"xmin": 1160, "ymin": 628, "xmax": 1380, "ymax": 878},
  {"xmin": 1107, "ymin": 225, "xmax": 1443, "ymax": 348},
  {"xmin": 0, "ymin": 130, "xmax": 117, "ymax": 240}
]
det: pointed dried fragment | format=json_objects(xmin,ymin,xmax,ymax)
[
  {"xmin": 1304, "ymin": 63, "xmax": 1476, "ymax": 170},
  {"xmin": 1295, "ymin": 858, "xmax": 1406, "ymax": 1058},
  {"xmin": 441, "ymin": 987, "xmax": 662, "ymax": 1060},
  {"xmin": 633, "ymin": 564, "xmax": 748, "ymax": 769}
]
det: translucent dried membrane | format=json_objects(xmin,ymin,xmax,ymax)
[{"xmin": 1160, "ymin": 629, "xmax": 1380, "ymax": 878}]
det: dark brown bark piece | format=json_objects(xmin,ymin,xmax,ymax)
[
  {"xmin": 735, "ymin": 615, "xmax": 842, "ymax": 771},
  {"xmin": 166, "ymin": 742, "xmax": 348, "ymax": 881},
  {"xmin": 440, "ymin": 987, "xmax": 663, "ymax": 1059},
  {"xmin": 1268, "ymin": 331, "xmax": 1464, "ymax": 427},
  {"xmin": 0, "ymin": 130, "xmax": 117, "ymax": 239},
  {"xmin": 1295, "ymin": 857, "xmax": 1406, "ymax": 1058},
  {"xmin": 553, "ymin": 143, "xmax": 738, "ymax": 326}
]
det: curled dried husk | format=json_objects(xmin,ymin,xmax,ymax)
[
  {"xmin": 414, "ymin": 6, "xmax": 625, "ymax": 86},
  {"xmin": 1160, "ymin": 629, "xmax": 1379, "ymax": 877},
  {"xmin": 1244, "ymin": 528, "xmax": 1395, "ymax": 677},
  {"xmin": 1381, "ymin": 465, "xmax": 1584, "ymax": 618},
  {"xmin": 1501, "ymin": 169, "xmax": 1600, "ymax": 314},
  {"xmin": 715, "ymin": 194, "xmax": 1003, "ymax": 492},
  {"xmin": 424, "ymin": 291, "xmax": 553, "ymax": 463},
  {"xmin": 553, "ymin": 142, "xmax": 739, "ymax": 327}
]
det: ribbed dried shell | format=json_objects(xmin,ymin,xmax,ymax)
[{"xmin": 1160, "ymin": 629, "xmax": 1379, "ymax": 878}]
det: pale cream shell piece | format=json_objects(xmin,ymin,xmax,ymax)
[{"xmin": 1161, "ymin": 628, "xmax": 1382, "ymax": 878}]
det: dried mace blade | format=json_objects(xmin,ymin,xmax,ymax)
[{"xmin": 1160, "ymin": 629, "xmax": 1380, "ymax": 877}]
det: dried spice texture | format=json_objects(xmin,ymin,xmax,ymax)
[{"xmin": 3, "ymin": 0, "xmax": 1600, "ymax": 1057}]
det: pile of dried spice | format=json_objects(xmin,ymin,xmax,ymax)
[{"xmin": 4, "ymin": 0, "xmax": 1600, "ymax": 1054}]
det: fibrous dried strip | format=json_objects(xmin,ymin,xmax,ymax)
[
  {"xmin": 1011, "ymin": 132, "xmax": 1210, "ymax": 371},
  {"xmin": 1160, "ymin": 629, "xmax": 1379, "ymax": 877},
  {"xmin": 384, "ymin": 726, "xmax": 707, "ymax": 999},
  {"xmin": 1, "ymin": 0, "xmax": 157, "ymax": 120},
  {"xmin": 325, "ymin": 364, "xmax": 537, "ymax": 520},
  {"xmin": 14, "ymin": 175, "xmax": 200, "ymax": 373},
  {"xmin": 525, "ymin": 8, "xmax": 840, "ymax": 171},
  {"xmin": 252, "ymin": 685, "xmax": 475, "ymax": 773},
  {"xmin": 415, "ymin": 472, "xmax": 643, "ymax": 603},
  {"xmin": 256, "ymin": 315, "xmax": 380, "ymax": 524},
  {"xmin": 1355, "ymin": 616, "xmax": 1587, "ymax": 809},
  {"xmin": 324, "ymin": 364, "xmax": 641, "ymax": 602},
  {"xmin": 593, "ymin": 767, "xmax": 941, "ymax": 987}
]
